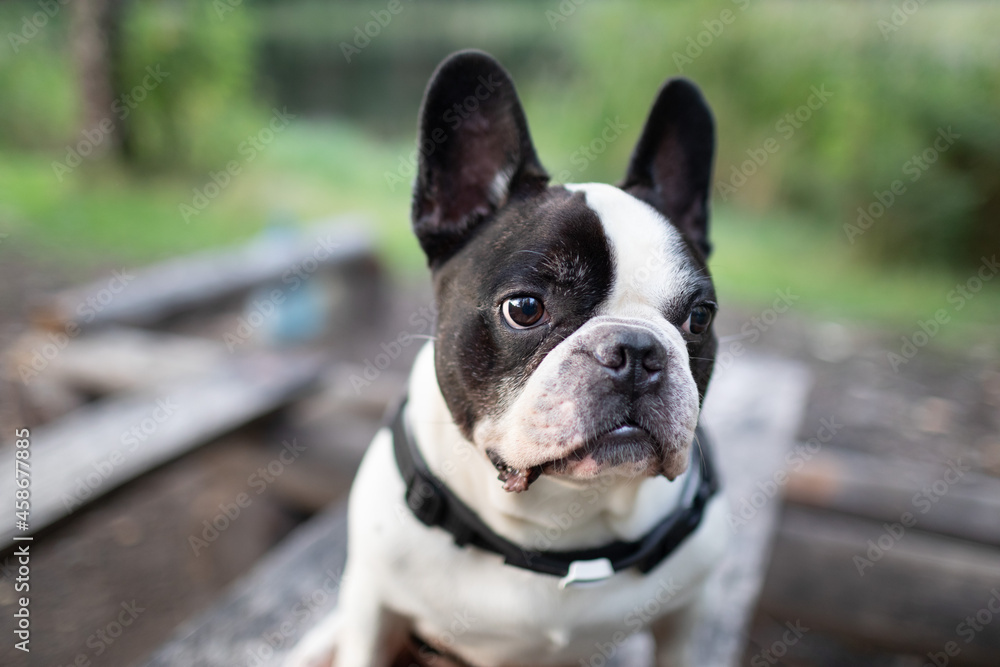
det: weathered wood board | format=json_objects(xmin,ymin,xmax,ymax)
[
  {"xmin": 786, "ymin": 445, "xmax": 1000, "ymax": 548},
  {"xmin": 7, "ymin": 327, "xmax": 231, "ymax": 394},
  {"xmin": 761, "ymin": 505, "xmax": 1000, "ymax": 664},
  {"xmin": 32, "ymin": 221, "xmax": 373, "ymax": 330},
  {"xmin": 143, "ymin": 504, "xmax": 349, "ymax": 667},
  {"xmin": 0, "ymin": 350, "xmax": 325, "ymax": 547},
  {"xmin": 689, "ymin": 356, "xmax": 812, "ymax": 666}
]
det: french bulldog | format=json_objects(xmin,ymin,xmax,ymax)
[{"xmin": 285, "ymin": 49, "xmax": 728, "ymax": 667}]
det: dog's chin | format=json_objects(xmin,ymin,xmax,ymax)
[
  {"xmin": 544, "ymin": 427, "xmax": 692, "ymax": 482},
  {"xmin": 486, "ymin": 424, "xmax": 693, "ymax": 492},
  {"xmin": 544, "ymin": 425, "xmax": 659, "ymax": 478}
]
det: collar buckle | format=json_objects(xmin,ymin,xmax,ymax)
[{"xmin": 558, "ymin": 558, "xmax": 615, "ymax": 589}]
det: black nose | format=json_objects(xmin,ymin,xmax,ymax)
[{"xmin": 593, "ymin": 330, "xmax": 666, "ymax": 395}]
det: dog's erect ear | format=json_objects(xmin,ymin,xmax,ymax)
[
  {"xmin": 621, "ymin": 78, "xmax": 715, "ymax": 258},
  {"xmin": 412, "ymin": 50, "xmax": 549, "ymax": 266}
]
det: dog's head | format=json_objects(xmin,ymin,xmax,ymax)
[{"xmin": 412, "ymin": 51, "xmax": 716, "ymax": 492}]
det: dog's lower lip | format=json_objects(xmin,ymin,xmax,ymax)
[
  {"xmin": 539, "ymin": 423, "xmax": 657, "ymax": 473},
  {"xmin": 606, "ymin": 424, "xmax": 646, "ymax": 438},
  {"xmin": 579, "ymin": 424, "xmax": 654, "ymax": 455}
]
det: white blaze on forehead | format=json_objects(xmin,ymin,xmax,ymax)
[{"xmin": 565, "ymin": 183, "xmax": 694, "ymax": 316}]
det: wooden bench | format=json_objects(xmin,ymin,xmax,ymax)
[
  {"xmin": 1, "ymin": 221, "xmax": 380, "ymax": 548},
  {"xmin": 141, "ymin": 354, "xmax": 811, "ymax": 667},
  {"xmin": 30, "ymin": 219, "xmax": 376, "ymax": 332}
]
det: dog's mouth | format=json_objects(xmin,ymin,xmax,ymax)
[{"xmin": 488, "ymin": 420, "xmax": 660, "ymax": 493}]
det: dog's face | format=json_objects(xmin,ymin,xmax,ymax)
[{"xmin": 412, "ymin": 51, "xmax": 717, "ymax": 492}]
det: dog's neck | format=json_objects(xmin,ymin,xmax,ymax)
[{"xmin": 406, "ymin": 341, "xmax": 690, "ymax": 550}]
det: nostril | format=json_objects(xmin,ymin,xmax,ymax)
[
  {"xmin": 595, "ymin": 343, "xmax": 626, "ymax": 370},
  {"xmin": 642, "ymin": 347, "xmax": 666, "ymax": 372}
]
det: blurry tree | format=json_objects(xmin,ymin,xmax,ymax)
[
  {"xmin": 70, "ymin": 0, "xmax": 132, "ymax": 161},
  {"xmin": 114, "ymin": 0, "xmax": 263, "ymax": 170},
  {"xmin": 2, "ymin": 0, "xmax": 264, "ymax": 171}
]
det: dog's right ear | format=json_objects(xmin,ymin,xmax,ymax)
[
  {"xmin": 621, "ymin": 78, "xmax": 715, "ymax": 259},
  {"xmin": 412, "ymin": 50, "xmax": 549, "ymax": 266}
]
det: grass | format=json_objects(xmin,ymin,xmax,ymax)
[
  {"xmin": 709, "ymin": 208, "xmax": 1000, "ymax": 349},
  {"xmin": 0, "ymin": 120, "xmax": 419, "ymax": 270},
  {"xmin": 2, "ymin": 121, "xmax": 998, "ymax": 350},
  {"xmin": 710, "ymin": 207, "xmax": 1000, "ymax": 324}
]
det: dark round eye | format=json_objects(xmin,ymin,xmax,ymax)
[
  {"xmin": 502, "ymin": 296, "xmax": 546, "ymax": 329},
  {"xmin": 683, "ymin": 305, "xmax": 714, "ymax": 335}
]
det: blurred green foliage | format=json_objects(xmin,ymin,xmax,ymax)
[
  {"xmin": 117, "ymin": 0, "xmax": 263, "ymax": 169},
  {"xmin": 249, "ymin": 0, "xmax": 1000, "ymax": 270},
  {"xmin": 586, "ymin": 2, "xmax": 1000, "ymax": 271},
  {"xmin": 0, "ymin": 4, "xmax": 76, "ymax": 147},
  {"xmin": 0, "ymin": 0, "xmax": 998, "ymax": 327},
  {"xmin": 0, "ymin": 0, "xmax": 263, "ymax": 170}
]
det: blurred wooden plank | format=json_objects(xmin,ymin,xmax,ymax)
[
  {"xmin": 32, "ymin": 220, "xmax": 374, "ymax": 330},
  {"xmin": 761, "ymin": 505, "xmax": 1000, "ymax": 664},
  {"xmin": 142, "ymin": 503, "xmax": 349, "ymax": 667},
  {"xmin": 0, "ymin": 350, "xmax": 324, "ymax": 547},
  {"xmin": 786, "ymin": 446, "xmax": 1000, "ymax": 548},
  {"xmin": 689, "ymin": 356, "xmax": 812, "ymax": 667},
  {"xmin": 7, "ymin": 327, "xmax": 230, "ymax": 394}
]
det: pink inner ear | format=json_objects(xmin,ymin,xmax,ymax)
[
  {"xmin": 620, "ymin": 78, "xmax": 714, "ymax": 258},
  {"xmin": 442, "ymin": 124, "xmax": 514, "ymax": 226}
]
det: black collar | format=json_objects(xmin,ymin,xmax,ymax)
[{"xmin": 391, "ymin": 398, "xmax": 720, "ymax": 588}]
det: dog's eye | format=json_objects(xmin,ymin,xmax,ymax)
[
  {"xmin": 683, "ymin": 305, "xmax": 714, "ymax": 335},
  {"xmin": 502, "ymin": 296, "xmax": 546, "ymax": 329}
]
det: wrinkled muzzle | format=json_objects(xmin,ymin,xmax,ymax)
[{"xmin": 474, "ymin": 316, "xmax": 701, "ymax": 491}]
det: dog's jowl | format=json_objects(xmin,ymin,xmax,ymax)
[{"xmin": 285, "ymin": 50, "xmax": 728, "ymax": 667}]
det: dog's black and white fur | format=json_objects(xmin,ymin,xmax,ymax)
[{"xmin": 285, "ymin": 50, "xmax": 728, "ymax": 667}]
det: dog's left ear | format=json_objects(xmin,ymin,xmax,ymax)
[
  {"xmin": 412, "ymin": 50, "xmax": 549, "ymax": 266},
  {"xmin": 621, "ymin": 78, "xmax": 715, "ymax": 258}
]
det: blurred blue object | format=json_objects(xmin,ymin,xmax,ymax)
[{"xmin": 243, "ymin": 217, "xmax": 335, "ymax": 346}]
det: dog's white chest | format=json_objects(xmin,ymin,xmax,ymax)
[
  {"xmin": 403, "ymin": 556, "xmax": 667, "ymax": 662},
  {"xmin": 347, "ymin": 428, "xmax": 728, "ymax": 666}
]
